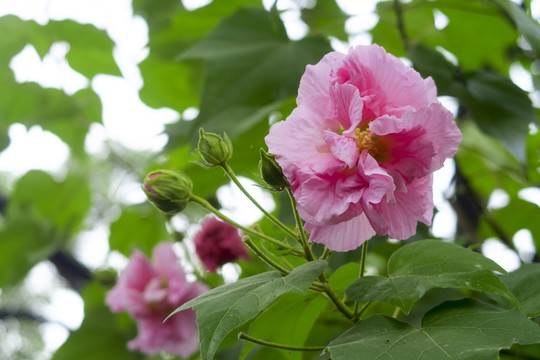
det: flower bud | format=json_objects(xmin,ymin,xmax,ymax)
[
  {"xmin": 259, "ymin": 149, "xmax": 288, "ymax": 191},
  {"xmin": 197, "ymin": 128, "xmax": 233, "ymax": 167},
  {"xmin": 142, "ymin": 169, "xmax": 192, "ymax": 214}
]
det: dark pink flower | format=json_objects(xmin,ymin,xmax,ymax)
[
  {"xmin": 106, "ymin": 242, "xmax": 208, "ymax": 357},
  {"xmin": 194, "ymin": 217, "xmax": 249, "ymax": 272},
  {"xmin": 265, "ymin": 44, "xmax": 461, "ymax": 251}
]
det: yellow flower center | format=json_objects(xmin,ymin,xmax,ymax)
[
  {"xmin": 354, "ymin": 127, "xmax": 390, "ymax": 162},
  {"xmin": 355, "ymin": 128, "xmax": 377, "ymax": 155}
]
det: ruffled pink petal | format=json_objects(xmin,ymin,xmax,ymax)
[
  {"xmin": 323, "ymin": 130, "xmax": 359, "ymax": 169},
  {"xmin": 143, "ymin": 277, "xmax": 168, "ymax": 304},
  {"xmin": 128, "ymin": 311, "xmax": 199, "ymax": 357},
  {"xmin": 297, "ymin": 51, "xmax": 345, "ymax": 105},
  {"xmin": 294, "ymin": 168, "xmax": 367, "ymax": 225},
  {"xmin": 266, "ymin": 94, "xmax": 334, "ymax": 166},
  {"xmin": 106, "ymin": 250, "xmax": 156, "ymax": 314},
  {"xmin": 329, "ymin": 83, "xmax": 364, "ymax": 132},
  {"xmin": 356, "ymin": 151, "xmax": 396, "ymax": 205},
  {"xmin": 305, "ymin": 213, "xmax": 376, "ymax": 251},
  {"xmin": 365, "ymin": 175, "xmax": 434, "ymax": 239},
  {"xmin": 370, "ymin": 103, "xmax": 460, "ymax": 180},
  {"xmin": 337, "ymin": 45, "xmax": 437, "ymax": 118}
]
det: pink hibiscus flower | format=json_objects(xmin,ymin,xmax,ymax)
[
  {"xmin": 106, "ymin": 242, "xmax": 208, "ymax": 357},
  {"xmin": 194, "ymin": 217, "xmax": 249, "ymax": 272},
  {"xmin": 265, "ymin": 44, "xmax": 461, "ymax": 251}
]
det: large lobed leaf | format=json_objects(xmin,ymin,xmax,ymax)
[
  {"xmin": 500, "ymin": 263, "xmax": 540, "ymax": 318},
  {"xmin": 328, "ymin": 299, "xmax": 540, "ymax": 360},
  {"xmin": 170, "ymin": 260, "xmax": 327, "ymax": 360},
  {"xmin": 346, "ymin": 240, "xmax": 519, "ymax": 314},
  {"xmin": 240, "ymin": 293, "xmax": 327, "ymax": 360}
]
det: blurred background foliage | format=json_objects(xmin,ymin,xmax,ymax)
[{"xmin": 0, "ymin": 0, "xmax": 539, "ymax": 359}]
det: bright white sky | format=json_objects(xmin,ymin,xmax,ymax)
[{"xmin": 0, "ymin": 0, "xmax": 539, "ymax": 357}]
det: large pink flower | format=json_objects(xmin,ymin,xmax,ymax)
[
  {"xmin": 106, "ymin": 242, "xmax": 208, "ymax": 357},
  {"xmin": 265, "ymin": 44, "xmax": 461, "ymax": 251},
  {"xmin": 194, "ymin": 217, "xmax": 249, "ymax": 272}
]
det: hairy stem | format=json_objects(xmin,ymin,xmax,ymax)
[
  {"xmin": 190, "ymin": 194, "xmax": 303, "ymax": 256},
  {"xmin": 238, "ymin": 332, "xmax": 326, "ymax": 352},
  {"xmin": 223, "ymin": 163, "xmax": 298, "ymax": 239},
  {"xmin": 324, "ymin": 283, "xmax": 356, "ymax": 321},
  {"xmin": 286, "ymin": 187, "xmax": 315, "ymax": 261},
  {"xmin": 243, "ymin": 236, "xmax": 290, "ymax": 275},
  {"xmin": 393, "ymin": 0, "xmax": 410, "ymax": 49},
  {"xmin": 354, "ymin": 241, "xmax": 369, "ymax": 316}
]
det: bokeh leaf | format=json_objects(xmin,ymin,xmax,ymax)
[{"xmin": 52, "ymin": 282, "xmax": 139, "ymax": 360}]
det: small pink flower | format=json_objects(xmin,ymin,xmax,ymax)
[
  {"xmin": 265, "ymin": 44, "xmax": 461, "ymax": 251},
  {"xmin": 106, "ymin": 242, "xmax": 208, "ymax": 357},
  {"xmin": 194, "ymin": 217, "xmax": 249, "ymax": 272}
]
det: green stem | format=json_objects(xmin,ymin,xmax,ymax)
[
  {"xmin": 355, "ymin": 301, "xmax": 372, "ymax": 321},
  {"xmin": 324, "ymin": 283, "xmax": 355, "ymax": 321},
  {"xmin": 222, "ymin": 163, "xmax": 298, "ymax": 239},
  {"xmin": 190, "ymin": 194, "xmax": 303, "ymax": 256},
  {"xmin": 238, "ymin": 332, "xmax": 326, "ymax": 352},
  {"xmin": 243, "ymin": 236, "xmax": 290, "ymax": 275},
  {"xmin": 286, "ymin": 187, "xmax": 315, "ymax": 261},
  {"xmin": 353, "ymin": 241, "xmax": 369, "ymax": 316},
  {"xmin": 320, "ymin": 247, "xmax": 333, "ymax": 260},
  {"xmin": 393, "ymin": 0, "xmax": 409, "ymax": 50}
]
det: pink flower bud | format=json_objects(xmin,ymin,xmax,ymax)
[{"xmin": 194, "ymin": 218, "xmax": 249, "ymax": 272}]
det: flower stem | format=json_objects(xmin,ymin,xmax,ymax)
[
  {"xmin": 286, "ymin": 187, "xmax": 315, "ymax": 261},
  {"xmin": 222, "ymin": 163, "xmax": 299, "ymax": 239},
  {"xmin": 393, "ymin": 0, "xmax": 409, "ymax": 49},
  {"xmin": 190, "ymin": 194, "xmax": 303, "ymax": 256},
  {"xmin": 238, "ymin": 332, "xmax": 326, "ymax": 352},
  {"xmin": 353, "ymin": 241, "xmax": 369, "ymax": 316},
  {"xmin": 354, "ymin": 301, "xmax": 372, "ymax": 321},
  {"xmin": 243, "ymin": 236, "xmax": 290, "ymax": 276},
  {"xmin": 323, "ymin": 283, "xmax": 355, "ymax": 321}
]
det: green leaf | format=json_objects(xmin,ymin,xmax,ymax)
[
  {"xmin": 328, "ymin": 299, "xmax": 540, "ymax": 360},
  {"xmin": 479, "ymin": 199, "xmax": 540, "ymax": 254},
  {"xmin": 346, "ymin": 240, "xmax": 519, "ymax": 314},
  {"xmin": 0, "ymin": 209, "xmax": 57, "ymax": 288},
  {"xmin": 240, "ymin": 293, "xmax": 327, "ymax": 360},
  {"xmin": 491, "ymin": 0, "xmax": 540, "ymax": 57},
  {"xmin": 52, "ymin": 282, "xmax": 139, "ymax": 360},
  {"xmin": 42, "ymin": 20, "xmax": 120, "ymax": 78},
  {"xmin": 137, "ymin": 55, "xmax": 199, "ymax": 112},
  {"xmin": 301, "ymin": 0, "xmax": 349, "ymax": 41},
  {"xmin": 457, "ymin": 122, "xmax": 528, "ymax": 198},
  {"xmin": 427, "ymin": 0, "xmax": 516, "ymax": 72},
  {"xmin": 500, "ymin": 263, "xmax": 540, "ymax": 318},
  {"xmin": 9, "ymin": 170, "xmax": 91, "ymax": 235},
  {"xmin": 109, "ymin": 204, "xmax": 169, "ymax": 257},
  {"xmin": 171, "ymin": 260, "xmax": 328, "ymax": 360},
  {"xmin": 177, "ymin": 7, "xmax": 331, "ymax": 141},
  {"xmin": 527, "ymin": 129, "xmax": 540, "ymax": 183},
  {"xmin": 462, "ymin": 70, "xmax": 535, "ymax": 163},
  {"xmin": 407, "ymin": 44, "xmax": 461, "ymax": 95}
]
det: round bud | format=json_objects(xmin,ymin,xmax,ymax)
[
  {"xmin": 142, "ymin": 169, "xmax": 192, "ymax": 214},
  {"xmin": 259, "ymin": 149, "xmax": 288, "ymax": 191},
  {"xmin": 197, "ymin": 128, "xmax": 233, "ymax": 167}
]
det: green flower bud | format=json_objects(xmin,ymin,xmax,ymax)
[
  {"xmin": 197, "ymin": 128, "xmax": 233, "ymax": 167},
  {"xmin": 259, "ymin": 149, "xmax": 288, "ymax": 191},
  {"xmin": 142, "ymin": 169, "xmax": 192, "ymax": 214}
]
